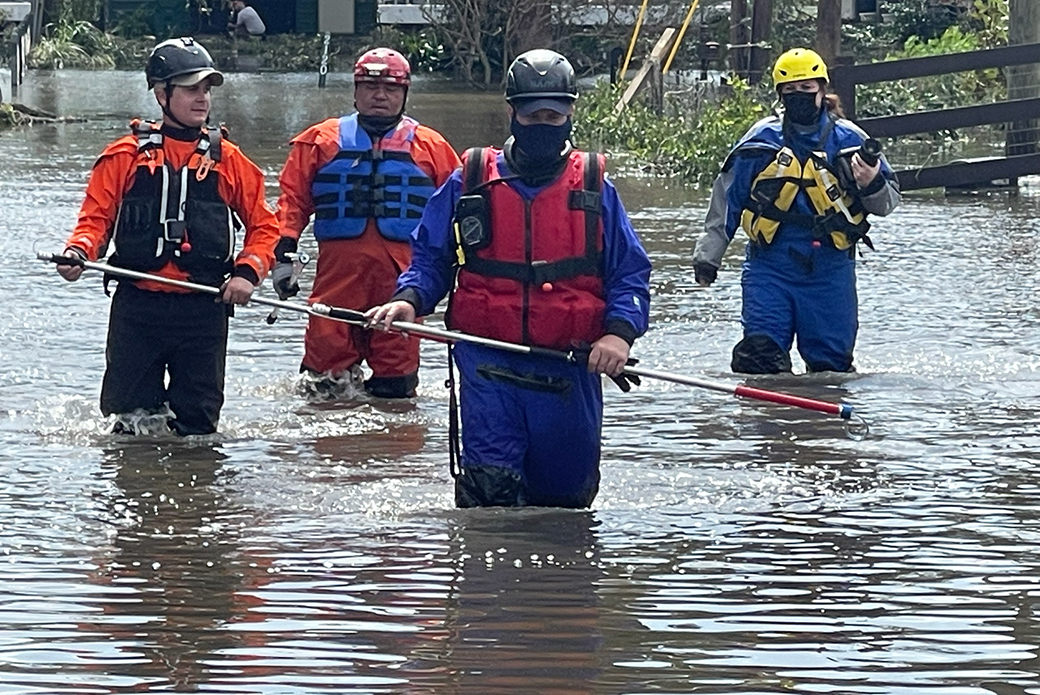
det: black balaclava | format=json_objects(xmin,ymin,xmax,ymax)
[
  {"xmin": 781, "ymin": 91, "xmax": 822, "ymax": 127},
  {"xmin": 356, "ymin": 84, "xmax": 408, "ymax": 138},
  {"xmin": 504, "ymin": 113, "xmax": 573, "ymax": 186}
]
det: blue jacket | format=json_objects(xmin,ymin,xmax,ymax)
[
  {"xmin": 395, "ymin": 151, "xmax": 651, "ymax": 343},
  {"xmin": 723, "ymin": 111, "xmax": 898, "ymax": 270}
]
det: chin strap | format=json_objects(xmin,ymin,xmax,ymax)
[{"xmin": 160, "ymin": 84, "xmax": 197, "ymax": 131}]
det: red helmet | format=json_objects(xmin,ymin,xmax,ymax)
[{"xmin": 354, "ymin": 48, "xmax": 411, "ymax": 86}]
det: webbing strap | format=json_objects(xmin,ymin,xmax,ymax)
[{"xmin": 460, "ymin": 150, "xmax": 603, "ymax": 284}]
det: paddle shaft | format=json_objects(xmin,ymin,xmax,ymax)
[{"xmin": 43, "ymin": 254, "xmax": 855, "ymax": 420}]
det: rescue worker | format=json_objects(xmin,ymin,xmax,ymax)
[
  {"xmin": 368, "ymin": 49, "xmax": 652, "ymax": 509},
  {"xmin": 56, "ymin": 37, "xmax": 279, "ymax": 435},
  {"xmin": 693, "ymin": 48, "xmax": 901, "ymax": 374},
  {"xmin": 276, "ymin": 48, "xmax": 460, "ymax": 398}
]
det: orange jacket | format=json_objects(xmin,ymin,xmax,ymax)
[
  {"xmin": 276, "ymin": 116, "xmax": 460, "ymax": 253},
  {"xmin": 65, "ymin": 124, "xmax": 279, "ymax": 293}
]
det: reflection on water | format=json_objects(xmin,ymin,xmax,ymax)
[{"xmin": 0, "ymin": 71, "xmax": 1039, "ymax": 693}]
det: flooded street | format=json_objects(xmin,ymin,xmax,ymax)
[{"xmin": 0, "ymin": 70, "xmax": 1039, "ymax": 694}]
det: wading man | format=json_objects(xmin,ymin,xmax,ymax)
[
  {"xmin": 277, "ymin": 48, "xmax": 460, "ymax": 398},
  {"xmin": 369, "ymin": 49, "xmax": 651, "ymax": 508},
  {"xmin": 56, "ymin": 37, "xmax": 279, "ymax": 435}
]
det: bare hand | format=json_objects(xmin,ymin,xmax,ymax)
[
  {"xmin": 586, "ymin": 334, "xmax": 630, "ymax": 377},
  {"xmin": 56, "ymin": 250, "xmax": 84, "ymax": 282},
  {"xmin": 851, "ymin": 152, "xmax": 881, "ymax": 188},
  {"xmin": 365, "ymin": 300, "xmax": 416, "ymax": 331},
  {"xmin": 220, "ymin": 276, "xmax": 255, "ymax": 305}
]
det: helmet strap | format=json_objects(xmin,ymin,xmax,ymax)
[{"xmin": 158, "ymin": 83, "xmax": 197, "ymax": 131}]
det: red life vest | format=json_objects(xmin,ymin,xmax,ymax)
[{"xmin": 448, "ymin": 147, "xmax": 606, "ymax": 350}]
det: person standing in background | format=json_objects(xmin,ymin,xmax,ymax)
[{"xmin": 276, "ymin": 48, "xmax": 460, "ymax": 398}]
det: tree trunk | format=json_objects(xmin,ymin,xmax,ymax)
[
  {"xmin": 730, "ymin": 0, "xmax": 749, "ymax": 77},
  {"xmin": 511, "ymin": 0, "xmax": 552, "ymax": 55},
  {"xmin": 749, "ymin": 0, "xmax": 772, "ymax": 84},
  {"xmin": 815, "ymin": 0, "xmax": 841, "ymax": 64}
]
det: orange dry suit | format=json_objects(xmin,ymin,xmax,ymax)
[
  {"xmin": 277, "ymin": 113, "xmax": 460, "ymax": 390},
  {"xmin": 66, "ymin": 119, "xmax": 278, "ymax": 289},
  {"xmin": 63, "ymin": 120, "xmax": 279, "ymax": 435}
]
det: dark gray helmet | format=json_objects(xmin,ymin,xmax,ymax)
[
  {"xmin": 505, "ymin": 49, "xmax": 578, "ymax": 103},
  {"xmin": 145, "ymin": 37, "xmax": 224, "ymax": 89}
]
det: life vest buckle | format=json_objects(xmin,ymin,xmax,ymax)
[
  {"xmin": 196, "ymin": 155, "xmax": 214, "ymax": 182},
  {"xmin": 164, "ymin": 220, "xmax": 186, "ymax": 242},
  {"xmin": 568, "ymin": 190, "xmax": 601, "ymax": 212}
]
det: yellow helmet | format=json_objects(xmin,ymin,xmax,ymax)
[{"xmin": 772, "ymin": 48, "xmax": 828, "ymax": 89}]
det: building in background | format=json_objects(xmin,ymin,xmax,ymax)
[{"xmin": 103, "ymin": 0, "xmax": 379, "ymax": 36}]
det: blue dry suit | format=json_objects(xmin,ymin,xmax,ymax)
[
  {"xmin": 311, "ymin": 114, "xmax": 436, "ymax": 242},
  {"xmin": 394, "ymin": 151, "xmax": 651, "ymax": 508},
  {"xmin": 694, "ymin": 110, "xmax": 900, "ymax": 373}
]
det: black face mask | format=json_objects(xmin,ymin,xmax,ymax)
[
  {"xmin": 510, "ymin": 117, "xmax": 572, "ymax": 166},
  {"xmin": 357, "ymin": 112, "xmax": 404, "ymax": 138},
  {"xmin": 781, "ymin": 91, "xmax": 822, "ymax": 126}
]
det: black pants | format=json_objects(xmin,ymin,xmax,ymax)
[{"xmin": 101, "ymin": 283, "xmax": 229, "ymax": 435}]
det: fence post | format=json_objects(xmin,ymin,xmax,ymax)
[
  {"xmin": 1008, "ymin": 0, "xmax": 1040, "ymax": 155},
  {"xmin": 830, "ymin": 55, "xmax": 856, "ymax": 120},
  {"xmin": 9, "ymin": 13, "xmax": 34, "ymax": 97}
]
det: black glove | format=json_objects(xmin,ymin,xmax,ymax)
[
  {"xmin": 571, "ymin": 343, "xmax": 641, "ymax": 393},
  {"xmin": 272, "ymin": 236, "xmax": 300, "ymax": 299},
  {"xmin": 274, "ymin": 236, "xmax": 297, "ymax": 263},
  {"xmin": 608, "ymin": 358, "xmax": 641, "ymax": 392},
  {"xmin": 694, "ymin": 262, "xmax": 718, "ymax": 286}
]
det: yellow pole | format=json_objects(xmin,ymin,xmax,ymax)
[
  {"xmin": 662, "ymin": 0, "xmax": 702, "ymax": 75},
  {"xmin": 619, "ymin": 0, "xmax": 651, "ymax": 83}
]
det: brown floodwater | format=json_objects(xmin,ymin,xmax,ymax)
[{"xmin": 0, "ymin": 69, "xmax": 1038, "ymax": 694}]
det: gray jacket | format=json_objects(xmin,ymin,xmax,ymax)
[{"xmin": 693, "ymin": 119, "xmax": 901, "ymax": 272}]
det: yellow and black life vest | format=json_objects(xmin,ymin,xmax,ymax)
[{"xmin": 740, "ymin": 146, "xmax": 872, "ymax": 251}]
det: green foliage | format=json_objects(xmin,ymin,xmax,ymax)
[
  {"xmin": 201, "ymin": 34, "xmax": 373, "ymax": 73},
  {"xmin": 0, "ymin": 103, "xmax": 26, "ymax": 127},
  {"xmin": 55, "ymin": 0, "xmax": 102, "ymax": 23},
  {"xmin": 962, "ymin": 0, "xmax": 1008, "ymax": 48},
  {"xmin": 30, "ymin": 19, "xmax": 117, "ymax": 69},
  {"xmin": 842, "ymin": 0, "xmax": 1007, "ymax": 62},
  {"xmin": 109, "ymin": 7, "xmax": 154, "ymax": 39},
  {"xmin": 573, "ymin": 78, "xmax": 769, "ymax": 185},
  {"xmin": 857, "ymin": 25, "xmax": 1004, "ymax": 118},
  {"xmin": 374, "ymin": 27, "xmax": 447, "ymax": 73},
  {"xmin": 884, "ymin": 0, "xmax": 962, "ymax": 44},
  {"xmin": 772, "ymin": 0, "xmax": 819, "ymax": 54}
]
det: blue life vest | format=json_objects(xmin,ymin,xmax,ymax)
[{"xmin": 311, "ymin": 114, "xmax": 436, "ymax": 242}]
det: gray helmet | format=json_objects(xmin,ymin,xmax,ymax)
[
  {"xmin": 505, "ymin": 49, "xmax": 578, "ymax": 103},
  {"xmin": 145, "ymin": 37, "xmax": 224, "ymax": 89}
]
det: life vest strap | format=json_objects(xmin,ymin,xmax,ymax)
[{"xmin": 465, "ymin": 254, "xmax": 599, "ymax": 285}]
